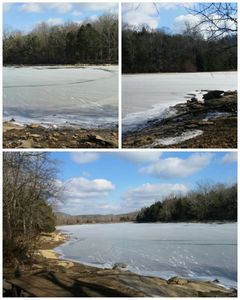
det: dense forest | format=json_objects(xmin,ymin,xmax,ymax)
[
  {"xmin": 3, "ymin": 153, "xmax": 58, "ymax": 264},
  {"xmin": 122, "ymin": 26, "xmax": 237, "ymax": 73},
  {"xmin": 3, "ymin": 14, "xmax": 118, "ymax": 65},
  {"xmin": 136, "ymin": 183, "xmax": 237, "ymax": 223}
]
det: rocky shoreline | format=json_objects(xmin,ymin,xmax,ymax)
[
  {"xmin": 3, "ymin": 123, "xmax": 118, "ymax": 148},
  {"xmin": 3, "ymin": 232, "xmax": 237, "ymax": 297},
  {"xmin": 123, "ymin": 90, "xmax": 237, "ymax": 148}
]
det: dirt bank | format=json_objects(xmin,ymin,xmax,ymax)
[
  {"xmin": 3, "ymin": 123, "xmax": 118, "ymax": 148},
  {"xmin": 3, "ymin": 232, "xmax": 237, "ymax": 297},
  {"xmin": 123, "ymin": 90, "xmax": 237, "ymax": 148}
]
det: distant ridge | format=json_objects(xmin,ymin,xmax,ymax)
[{"xmin": 55, "ymin": 211, "xmax": 138, "ymax": 225}]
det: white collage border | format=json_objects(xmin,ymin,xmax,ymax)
[{"xmin": 0, "ymin": 0, "xmax": 239, "ymax": 298}]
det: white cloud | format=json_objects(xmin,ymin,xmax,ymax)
[
  {"xmin": 122, "ymin": 3, "xmax": 188, "ymax": 29},
  {"xmin": 122, "ymin": 3, "xmax": 179, "ymax": 15},
  {"xmin": 173, "ymin": 12, "xmax": 236, "ymax": 37},
  {"xmin": 46, "ymin": 18, "xmax": 64, "ymax": 26},
  {"xmin": 173, "ymin": 14, "xmax": 200, "ymax": 33},
  {"xmin": 73, "ymin": 20, "xmax": 83, "ymax": 25},
  {"xmin": 158, "ymin": 3, "xmax": 194, "ymax": 10},
  {"xmin": 121, "ymin": 183, "xmax": 188, "ymax": 211},
  {"xmin": 57, "ymin": 200, "xmax": 119, "ymax": 215},
  {"xmin": 116, "ymin": 152, "xmax": 161, "ymax": 163},
  {"xmin": 140, "ymin": 153, "xmax": 213, "ymax": 179},
  {"xmin": 123, "ymin": 3, "xmax": 159, "ymax": 29},
  {"xmin": 71, "ymin": 152, "xmax": 99, "ymax": 164},
  {"xmin": 20, "ymin": 3, "xmax": 43, "ymax": 13},
  {"xmin": 63, "ymin": 177, "xmax": 115, "ymax": 199},
  {"xmin": 48, "ymin": 3, "xmax": 73, "ymax": 14},
  {"xmin": 83, "ymin": 3, "xmax": 118, "ymax": 12},
  {"xmin": 88, "ymin": 15, "xmax": 98, "ymax": 22},
  {"xmin": 72, "ymin": 10, "xmax": 83, "ymax": 17},
  {"xmin": 221, "ymin": 152, "xmax": 237, "ymax": 164},
  {"xmin": 57, "ymin": 176, "xmax": 115, "ymax": 215}
]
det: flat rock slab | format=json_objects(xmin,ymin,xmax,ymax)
[
  {"xmin": 8, "ymin": 276, "xmax": 73, "ymax": 297},
  {"xmin": 123, "ymin": 91, "xmax": 237, "ymax": 148},
  {"xmin": 6, "ymin": 271, "xmax": 237, "ymax": 297}
]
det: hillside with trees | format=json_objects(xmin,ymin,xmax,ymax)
[
  {"xmin": 136, "ymin": 183, "xmax": 237, "ymax": 223},
  {"xmin": 56, "ymin": 211, "xmax": 137, "ymax": 225},
  {"xmin": 57, "ymin": 182, "xmax": 237, "ymax": 225},
  {"xmin": 3, "ymin": 14, "xmax": 118, "ymax": 65},
  {"xmin": 122, "ymin": 26, "xmax": 237, "ymax": 73},
  {"xmin": 3, "ymin": 152, "xmax": 58, "ymax": 264}
]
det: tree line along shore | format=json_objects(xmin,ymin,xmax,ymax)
[
  {"xmin": 3, "ymin": 14, "xmax": 118, "ymax": 65},
  {"xmin": 137, "ymin": 183, "xmax": 237, "ymax": 223},
  {"xmin": 122, "ymin": 26, "xmax": 237, "ymax": 73},
  {"xmin": 56, "ymin": 182, "xmax": 237, "ymax": 225},
  {"xmin": 3, "ymin": 17, "xmax": 237, "ymax": 72}
]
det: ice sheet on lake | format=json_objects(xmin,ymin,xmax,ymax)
[
  {"xmin": 56, "ymin": 223, "xmax": 237, "ymax": 288},
  {"xmin": 3, "ymin": 65, "xmax": 118, "ymax": 128},
  {"xmin": 122, "ymin": 71, "xmax": 237, "ymax": 131}
]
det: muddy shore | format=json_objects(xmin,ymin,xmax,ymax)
[
  {"xmin": 3, "ymin": 232, "xmax": 237, "ymax": 297},
  {"xmin": 123, "ymin": 90, "xmax": 237, "ymax": 148},
  {"xmin": 3, "ymin": 123, "xmax": 118, "ymax": 148}
]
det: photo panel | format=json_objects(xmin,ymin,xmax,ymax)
[
  {"xmin": 3, "ymin": 2, "xmax": 119, "ymax": 149},
  {"xmin": 1, "ymin": 0, "xmax": 239, "ymax": 298},
  {"xmin": 2, "ymin": 150, "xmax": 237, "ymax": 296},
  {"xmin": 122, "ymin": 2, "xmax": 237, "ymax": 148}
]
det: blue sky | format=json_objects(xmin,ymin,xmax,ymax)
[
  {"xmin": 4, "ymin": 2, "xmax": 237, "ymax": 34},
  {"xmin": 3, "ymin": 2, "xmax": 118, "ymax": 32},
  {"xmin": 50, "ymin": 151, "xmax": 237, "ymax": 215}
]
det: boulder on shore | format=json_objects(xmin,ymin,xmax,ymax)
[
  {"xmin": 112, "ymin": 263, "xmax": 128, "ymax": 270},
  {"xmin": 203, "ymin": 90, "xmax": 224, "ymax": 100},
  {"xmin": 167, "ymin": 276, "xmax": 189, "ymax": 285}
]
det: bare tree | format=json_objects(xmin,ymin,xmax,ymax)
[
  {"xmin": 3, "ymin": 152, "xmax": 60, "ymax": 264},
  {"xmin": 187, "ymin": 3, "xmax": 237, "ymax": 40}
]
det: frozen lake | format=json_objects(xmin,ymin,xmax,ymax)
[
  {"xmin": 56, "ymin": 223, "xmax": 237, "ymax": 288},
  {"xmin": 3, "ymin": 65, "xmax": 118, "ymax": 128},
  {"xmin": 122, "ymin": 72, "xmax": 237, "ymax": 131}
]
